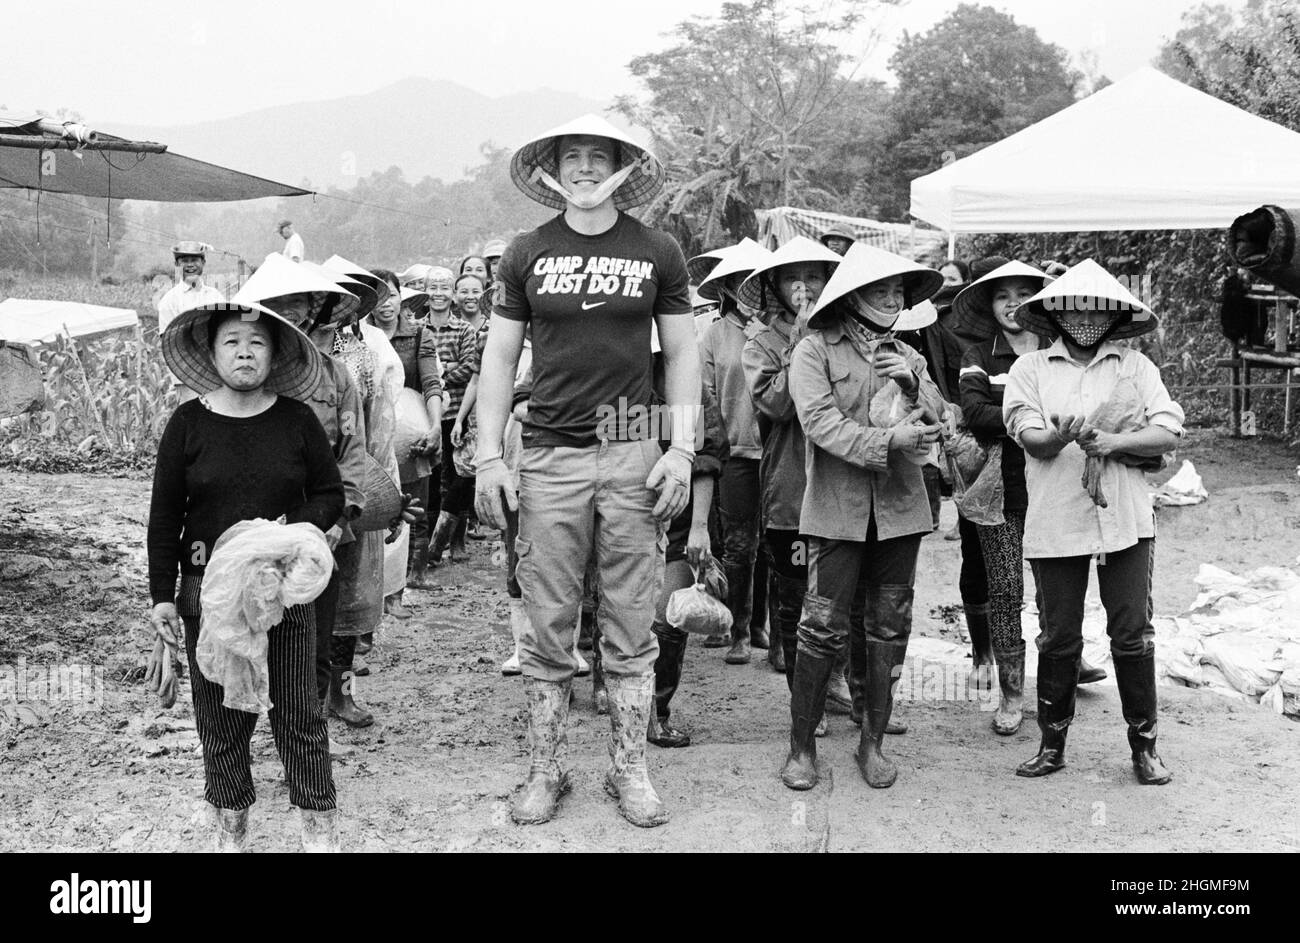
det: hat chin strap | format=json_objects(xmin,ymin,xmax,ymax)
[
  {"xmin": 846, "ymin": 293, "xmax": 900, "ymax": 331},
  {"xmin": 532, "ymin": 163, "xmax": 639, "ymax": 210}
]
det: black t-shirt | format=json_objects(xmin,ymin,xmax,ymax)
[
  {"xmin": 494, "ymin": 211, "xmax": 692, "ymax": 447},
  {"xmin": 146, "ymin": 396, "xmax": 345, "ymax": 604}
]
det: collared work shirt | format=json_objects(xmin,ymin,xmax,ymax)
[
  {"xmin": 1002, "ymin": 339, "xmax": 1184, "ymax": 559},
  {"xmin": 742, "ymin": 314, "xmax": 805, "ymax": 531},
  {"xmin": 790, "ymin": 317, "xmax": 946, "ymax": 542},
  {"xmin": 701, "ymin": 311, "xmax": 762, "ymax": 460},
  {"xmin": 156, "ymin": 279, "xmax": 225, "ymax": 334}
]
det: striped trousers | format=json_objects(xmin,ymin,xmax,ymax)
[{"xmin": 182, "ymin": 601, "xmax": 336, "ymax": 812}]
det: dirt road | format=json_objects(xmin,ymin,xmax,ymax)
[{"xmin": 1, "ymin": 430, "xmax": 1297, "ymax": 852}]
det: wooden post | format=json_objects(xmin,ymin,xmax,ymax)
[
  {"xmin": 90, "ymin": 218, "xmax": 99, "ymax": 282},
  {"xmin": 237, "ymin": 257, "xmax": 248, "ymax": 292}
]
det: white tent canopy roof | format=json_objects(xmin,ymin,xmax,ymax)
[
  {"xmin": 909, "ymin": 67, "xmax": 1300, "ymax": 234},
  {"xmin": 0, "ymin": 298, "xmax": 138, "ymax": 345}
]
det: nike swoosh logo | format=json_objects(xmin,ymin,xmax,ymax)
[{"xmin": 581, "ymin": 301, "xmax": 606, "ymax": 310}]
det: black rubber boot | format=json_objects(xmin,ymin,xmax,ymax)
[
  {"xmin": 406, "ymin": 537, "xmax": 433, "ymax": 589},
  {"xmin": 750, "ymin": 553, "xmax": 770, "ymax": 649},
  {"xmin": 1078, "ymin": 656, "xmax": 1109, "ymax": 685},
  {"xmin": 648, "ymin": 631, "xmax": 690, "ymax": 747},
  {"xmin": 724, "ymin": 557, "xmax": 753, "ymax": 665},
  {"xmin": 773, "ymin": 571, "xmax": 805, "ymax": 693},
  {"xmin": 964, "ymin": 602, "xmax": 995, "ymax": 675},
  {"xmin": 1113, "ymin": 653, "xmax": 1172, "ymax": 785},
  {"xmin": 1016, "ymin": 654, "xmax": 1078, "ymax": 778},
  {"xmin": 429, "ymin": 511, "xmax": 455, "ymax": 565},
  {"xmin": 850, "ymin": 592, "xmax": 907, "ymax": 735},
  {"xmin": 780, "ymin": 649, "xmax": 834, "ymax": 790},
  {"xmin": 765, "ymin": 568, "xmax": 784, "ymax": 673},
  {"xmin": 856, "ymin": 640, "xmax": 908, "ymax": 787}
]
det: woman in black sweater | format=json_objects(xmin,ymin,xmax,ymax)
[{"xmin": 150, "ymin": 300, "xmax": 344, "ymax": 852}]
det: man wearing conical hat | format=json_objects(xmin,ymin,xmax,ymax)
[
  {"xmin": 156, "ymin": 241, "xmax": 226, "ymax": 403},
  {"xmin": 1002, "ymin": 260, "xmax": 1182, "ymax": 786},
  {"xmin": 474, "ymin": 114, "xmax": 699, "ymax": 828}
]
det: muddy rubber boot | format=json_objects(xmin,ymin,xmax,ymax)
[
  {"xmin": 450, "ymin": 513, "xmax": 469, "ymax": 561},
  {"xmin": 328, "ymin": 666, "xmax": 374, "ymax": 728},
  {"xmin": 406, "ymin": 537, "xmax": 433, "ymax": 589},
  {"xmin": 212, "ymin": 805, "xmax": 249, "ymax": 853},
  {"xmin": 851, "ymin": 591, "xmax": 907, "ymax": 734},
  {"xmin": 648, "ymin": 631, "xmax": 690, "ymax": 748},
  {"xmin": 1016, "ymin": 654, "xmax": 1078, "ymax": 778},
  {"xmin": 512, "ymin": 677, "xmax": 573, "ymax": 824},
  {"xmin": 781, "ymin": 649, "xmax": 834, "ymax": 790},
  {"xmin": 384, "ymin": 591, "xmax": 412, "ymax": 620},
  {"xmin": 703, "ymin": 632, "xmax": 729, "ymax": 648},
  {"xmin": 1114, "ymin": 653, "xmax": 1172, "ymax": 786},
  {"xmin": 604, "ymin": 672, "xmax": 670, "ymax": 827},
  {"xmin": 992, "ymin": 647, "xmax": 1025, "ymax": 736},
  {"xmin": 1078, "ymin": 656, "xmax": 1108, "ymax": 685},
  {"xmin": 767, "ymin": 571, "xmax": 785, "ymax": 673},
  {"xmin": 429, "ymin": 511, "xmax": 455, "ymax": 565},
  {"xmin": 725, "ymin": 622, "xmax": 752, "ymax": 665},
  {"xmin": 964, "ymin": 601, "xmax": 995, "ymax": 676},
  {"xmin": 855, "ymin": 639, "xmax": 907, "ymax": 788},
  {"xmin": 501, "ymin": 599, "xmax": 527, "ymax": 676},
  {"xmin": 300, "ymin": 808, "xmax": 340, "ymax": 853}
]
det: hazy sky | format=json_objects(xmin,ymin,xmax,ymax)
[{"xmin": 5, "ymin": 0, "xmax": 1241, "ymax": 126}]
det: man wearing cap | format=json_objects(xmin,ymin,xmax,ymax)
[
  {"xmin": 278, "ymin": 221, "xmax": 305, "ymax": 263},
  {"xmin": 475, "ymin": 115, "xmax": 699, "ymax": 829},
  {"xmin": 156, "ymin": 242, "xmax": 225, "ymax": 403},
  {"xmin": 819, "ymin": 224, "xmax": 856, "ymax": 257}
]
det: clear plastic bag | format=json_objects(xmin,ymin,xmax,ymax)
[
  {"xmin": 666, "ymin": 559, "xmax": 734, "ymax": 636},
  {"xmin": 954, "ymin": 440, "xmax": 1005, "ymax": 526},
  {"xmin": 869, "ymin": 379, "xmax": 936, "ymax": 467},
  {"xmin": 197, "ymin": 519, "xmax": 334, "ymax": 714}
]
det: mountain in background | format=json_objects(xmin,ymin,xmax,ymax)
[{"xmin": 100, "ymin": 77, "xmax": 624, "ymax": 190}]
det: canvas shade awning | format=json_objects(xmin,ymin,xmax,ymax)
[
  {"xmin": 756, "ymin": 206, "xmax": 946, "ymax": 258},
  {"xmin": 909, "ymin": 68, "xmax": 1300, "ymax": 234},
  {"xmin": 0, "ymin": 297, "xmax": 139, "ymax": 345},
  {"xmin": 0, "ymin": 111, "xmax": 309, "ymax": 202}
]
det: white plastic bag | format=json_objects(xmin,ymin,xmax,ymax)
[
  {"xmin": 197, "ymin": 519, "xmax": 334, "ymax": 714},
  {"xmin": 666, "ymin": 561, "xmax": 733, "ymax": 636},
  {"xmin": 394, "ymin": 387, "xmax": 433, "ymax": 464}
]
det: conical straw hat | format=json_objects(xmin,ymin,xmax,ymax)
[
  {"xmin": 807, "ymin": 242, "xmax": 943, "ymax": 329},
  {"xmin": 735, "ymin": 236, "xmax": 843, "ymax": 312},
  {"xmin": 696, "ymin": 239, "xmax": 772, "ymax": 302},
  {"xmin": 1017, "ymin": 258, "xmax": 1156, "ymax": 339},
  {"xmin": 950, "ymin": 260, "xmax": 1051, "ymax": 341},
  {"xmin": 510, "ymin": 113, "xmax": 664, "ymax": 211}
]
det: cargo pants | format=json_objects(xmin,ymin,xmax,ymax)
[{"xmin": 516, "ymin": 439, "xmax": 665, "ymax": 682}]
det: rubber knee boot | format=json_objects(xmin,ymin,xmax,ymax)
[
  {"xmin": 1078, "ymin": 656, "xmax": 1108, "ymax": 685},
  {"xmin": 450, "ymin": 513, "xmax": 469, "ymax": 560},
  {"xmin": 781, "ymin": 645, "xmax": 834, "ymax": 791},
  {"xmin": 406, "ymin": 538, "xmax": 433, "ymax": 589},
  {"xmin": 648, "ymin": 631, "xmax": 690, "ymax": 748},
  {"xmin": 1016, "ymin": 654, "xmax": 1077, "ymax": 777},
  {"xmin": 724, "ymin": 557, "xmax": 753, "ymax": 665},
  {"xmin": 328, "ymin": 665, "xmax": 374, "ymax": 728},
  {"xmin": 1114, "ymin": 653, "xmax": 1172, "ymax": 785},
  {"xmin": 512, "ymin": 677, "xmax": 573, "ymax": 824},
  {"xmin": 773, "ymin": 571, "xmax": 805, "ymax": 693},
  {"xmin": 604, "ymin": 672, "xmax": 670, "ymax": 827},
  {"xmin": 992, "ymin": 647, "xmax": 1026, "ymax": 736},
  {"xmin": 766, "ymin": 569, "xmax": 785, "ymax": 673},
  {"xmin": 429, "ymin": 511, "xmax": 455, "ymax": 565},
  {"xmin": 964, "ymin": 602, "xmax": 995, "ymax": 672},
  {"xmin": 852, "ymin": 592, "xmax": 907, "ymax": 734},
  {"xmin": 856, "ymin": 639, "xmax": 908, "ymax": 788},
  {"xmin": 385, "ymin": 591, "xmax": 412, "ymax": 620},
  {"xmin": 212, "ymin": 805, "xmax": 249, "ymax": 853},
  {"xmin": 750, "ymin": 554, "xmax": 770, "ymax": 649},
  {"xmin": 300, "ymin": 808, "xmax": 340, "ymax": 853}
]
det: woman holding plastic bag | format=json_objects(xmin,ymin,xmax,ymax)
[
  {"xmin": 953, "ymin": 261, "xmax": 1052, "ymax": 735},
  {"xmin": 783, "ymin": 243, "xmax": 947, "ymax": 791},
  {"xmin": 1002, "ymin": 260, "xmax": 1183, "ymax": 785},
  {"xmin": 148, "ymin": 297, "xmax": 344, "ymax": 851}
]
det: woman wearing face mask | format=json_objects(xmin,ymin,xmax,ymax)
[
  {"xmin": 151, "ymin": 292, "xmax": 344, "ymax": 851},
  {"xmin": 952, "ymin": 261, "xmax": 1052, "ymax": 735},
  {"xmin": 782, "ymin": 243, "xmax": 946, "ymax": 790},
  {"xmin": 737, "ymin": 239, "xmax": 855, "ymax": 728},
  {"xmin": 1003, "ymin": 260, "xmax": 1181, "ymax": 785}
]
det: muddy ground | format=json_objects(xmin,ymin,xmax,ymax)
[{"xmin": 1, "ymin": 429, "xmax": 1297, "ymax": 853}]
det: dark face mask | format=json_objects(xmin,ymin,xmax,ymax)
[{"xmin": 1053, "ymin": 313, "xmax": 1124, "ymax": 350}]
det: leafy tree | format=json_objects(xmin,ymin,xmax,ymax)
[
  {"xmin": 871, "ymin": 4, "xmax": 1078, "ymax": 219},
  {"xmin": 615, "ymin": 0, "xmax": 898, "ymax": 256}
]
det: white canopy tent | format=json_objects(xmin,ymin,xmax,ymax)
[
  {"xmin": 910, "ymin": 67, "xmax": 1300, "ymax": 248},
  {"xmin": 0, "ymin": 298, "xmax": 139, "ymax": 346}
]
